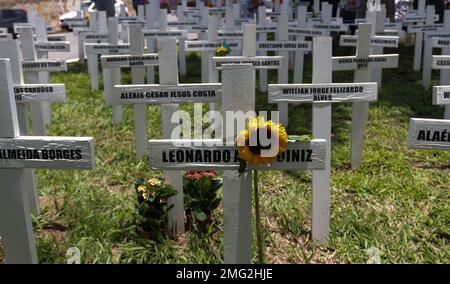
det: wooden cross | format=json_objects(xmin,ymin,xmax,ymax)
[
  {"xmin": 422, "ymin": 10, "xmax": 450, "ymax": 90},
  {"xmin": 410, "ymin": 4, "xmax": 437, "ymax": 71},
  {"xmin": 176, "ymin": 4, "xmax": 188, "ymax": 75},
  {"xmin": 112, "ymin": 38, "xmax": 222, "ymax": 235},
  {"xmin": 100, "ymin": 24, "xmax": 158, "ymax": 160},
  {"xmin": 149, "ymin": 63, "xmax": 327, "ymax": 263},
  {"xmin": 332, "ymin": 23, "xmax": 398, "ymax": 169},
  {"xmin": 432, "ymin": 53, "xmax": 450, "ymax": 119},
  {"xmin": 82, "ymin": 11, "xmax": 113, "ymax": 91},
  {"xmin": 292, "ymin": 6, "xmax": 311, "ymax": 84},
  {"xmin": 256, "ymin": 6, "xmax": 274, "ymax": 92},
  {"xmin": 0, "ymin": 59, "xmax": 95, "ymax": 264},
  {"xmin": 269, "ymin": 36, "xmax": 378, "ymax": 243},
  {"xmin": 96, "ymin": 18, "xmax": 123, "ymax": 127},
  {"xmin": 432, "ymin": 85, "xmax": 450, "ymax": 120},
  {"xmin": 307, "ymin": 2, "xmax": 349, "ymax": 33},
  {"xmin": 17, "ymin": 26, "xmax": 67, "ymax": 137},
  {"xmin": 144, "ymin": 1, "xmax": 159, "ymax": 85},
  {"xmin": 185, "ymin": 15, "xmax": 236, "ymax": 83},
  {"xmin": 257, "ymin": 3, "xmax": 313, "ymax": 127},
  {"xmin": 211, "ymin": 24, "xmax": 283, "ymax": 79},
  {"xmin": 0, "ymin": 39, "xmax": 67, "ymax": 215},
  {"xmin": 72, "ymin": 10, "xmax": 99, "ymax": 64}
]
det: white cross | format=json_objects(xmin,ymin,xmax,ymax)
[
  {"xmin": 143, "ymin": 9, "xmax": 188, "ymax": 84},
  {"xmin": 422, "ymin": 10, "xmax": 450, "ymax": 90},
  {"xmin": 99, "ymin": 17, "xmax": 124, "ymax": 126},
  {"xmin": 304, "ymin": 2, "xmax": 349, "ymax": 33},
  {"xmin": 81, "ymin": 11, "xmax": 113, "ymax": 91},
  {"xmin": 100, "ymin": 24, "xmax": 158, "ymax": 160},
  {"xmin": 410, "ymin": 4, "xmax": 437, "ymax": 71},
  {"xmin": 432, "ymin": 53, "xmax": 450, "ymax": 119},
  {"xmin": 72, "ymin": 10, "xmax": 99, "ymax": 64},
  {"xmin": 30, "ymin": 15, "xmax": 70, "ymax": 130},
  {"xmin": 333, "ymin": 22, "xmax": 398, "ymax": 168},
  {"xmin": 17, "ymin": 26, "xmax": 67, "ymax": 137},
  {"xmin": 408, "ymin": 118, "xmax": 450, "ymax": 154},
  {"xmin": 269, "ymin": 35, "xmax": 378, "ymax": 243},
  {"xmin": 0, "ymin": 39, "xmax": 67, "ymax": 215},
  {"xmin": 149, "ymin": 63, "xmax": 327, "ymax": 263},
  {"xmin": 112, "ymin": 37, "xmax": 222, "ymax": 236},
  {"xmin": 0, "ymin": 59, "xmax": 95, "ymax": 264},
  {"xmin": 185, "ymin": 13, "xmax": 238, "ymax": 85}
]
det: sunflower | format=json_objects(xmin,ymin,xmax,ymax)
[
  {"xmin": 215, "ymin": 46, "xmax": 229, "ymax": 56},
  {"xmin": 236, "ymin": 117, "xmax": 288, "ymax": 165}
]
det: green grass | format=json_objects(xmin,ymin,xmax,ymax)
[{"xmin": 1, "ymin": 44, "xmax": 448, "ymax": 264}]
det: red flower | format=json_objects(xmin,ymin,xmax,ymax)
[{"xmin": 184, "ymin": 170, "xmax": 217, "ymax": 180}]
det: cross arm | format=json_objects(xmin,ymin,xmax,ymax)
[
  {"xmin": 408, "ymin": 118, "xmax": 450, "ymax": 151},
  {"xmin": 268, "ymin": 83, "xmax": 378, "ymax": 103},
  {"xmin": 0, "ymin": 136, "xmax": 95, "ymax": 169},
  {"xmin": 212, "ymin": 56, "xmax": 284, "ymax": 70},
  {"xmin": 149, "ymin": 139, "xmax": 327, "ymax": 171},
  {"xmin": 113, "ymin": 83, "xmax": 221, "ymax": 104}
]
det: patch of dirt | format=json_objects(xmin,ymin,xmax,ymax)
[
  {"xmin": 265, "ymin": 216, "xmax": 339, "ymax": 264},
  {"xmin": 39, "ymin": 228, "xmax": 66, "ymax": 244},
  {"xmin": 410, "ymin": 160, "xmax": 450, "ymax": 170}
]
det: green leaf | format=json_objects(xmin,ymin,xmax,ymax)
[
  {"xmin": 193, "ymin": 210, "xmax": 208, "ymax": 222},
  {"xmin": 288, "ymin": 135, "xmax": 312, "ymax": 142}
]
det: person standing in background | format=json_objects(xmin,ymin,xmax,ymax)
[
  {"xmin": 92, "ymin": 0, "xmax": 116, "ymax": 17},
  {"xmin": 133, "ymin": 0, "xmax": 149, "ymax": 13},
  {"xmin": 242, "ymin": 0, "xmax": 263, "ymax": 18}
]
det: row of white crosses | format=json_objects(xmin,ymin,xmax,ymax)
[
  {"xmin": 13, "ymin": 26, "xmax": 67, "ymax": 138},
  {"xmin": 107, "ymin": 25, "xmax": 222, "ymax": 235},
  {"xmin": 409, "ymin": 7, "xmax": 450, "ymax": 163},
  {"xmin": 108, "ymin": 21, "xmax": 320, "ymax": 263},
  {"xmin": 12, "ymin": 15, "xmax": 71, "ymax": 132},
  {"xmin": 83, "ymin": 11, "xmax": 111, "ymax": 91},
  {"xmin": 0, "ymin": 27, "xmax": 12, "ymax": 39},
  {"xmin": 408, "ymin": 118, "xmax": 450, "ymax": 161},
  {"xmin": 1, "ymin": 14, "xmax": 71, "ymax": 214},
  {"xmin": 0, "ymin": 59, "xmax": 95, "ymax": 264},
  {"xmin": 432, "ymin": 49, "xmax": 450, "ymax": 119},
  {"xmin": 0, "ymin": 37, "xmax": 67, "ymax": 216},
  {"xmin": 148, "ymin": 60, "xmax": 327, "ymax": 264},
  {"xmin": 268, "ymin": 23, "xmax": 379, "ymax": 244},
  {"xmin": 30, "ymin": 15, "xmax": 71, "ymax": 132},
  {"xmin": 422, "ymin": 10, "xmax": 450, "ymax": 90},
  {"xmin": 404, "ymin": 0, "xmax": 440, "ymax": 72}
]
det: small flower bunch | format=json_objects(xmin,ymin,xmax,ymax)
[
  {"xmin": 183, "ymin": 171, "xmax": 222, "ymax": 226},
  {"xmin": 135, "ymin": 177, "xmax": 178, "ymax": 240},
  {"xmin": 215, "ymin": 41, "xmax": 231, "ymax": 57}
]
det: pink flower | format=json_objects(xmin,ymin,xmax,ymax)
[{"xmin": 184, "ymin": 170, "xmax": 217, "ymax": 181}]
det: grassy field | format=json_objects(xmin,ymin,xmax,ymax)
[{"xmin": 0, "ymin": 44, "xmax": 448, "ymax": 264}]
